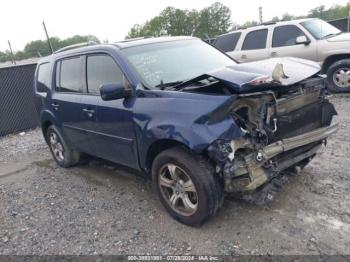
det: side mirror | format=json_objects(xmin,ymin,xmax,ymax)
[
  {"xmin": 100, "ymin": 83, "xmax": 132, "ymax": 101},
  {"xmin": 296, "ymin": 36, "xmax": 310, "ymax": 45}
]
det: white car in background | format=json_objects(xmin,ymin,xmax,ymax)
[{"xmin": 213, "ymin": 18, "xmax": 350, "ymax": 92}]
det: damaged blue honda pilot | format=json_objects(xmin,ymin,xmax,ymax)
[{"xmin": 34, "ymin": 36, "xmax": 338, "ymax": 226}]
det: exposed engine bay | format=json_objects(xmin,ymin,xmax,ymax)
[{"xmin": 206, "ymin": 76, "xmax": 338, "ymax": 195}]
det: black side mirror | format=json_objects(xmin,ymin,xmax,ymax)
[{"xmin": 100, "ymin": 83, "xmax": 132, "ymax": 101}]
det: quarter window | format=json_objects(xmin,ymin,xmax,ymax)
[
  {"xmin": 87, "ymin": 55, "xmax": 123, "ymax": 95},
  {"xmin": 56, "ymin": 57, "xmax": 82, "ymax": 93},
  {"xmin": 214, "ymin": 32, "xmax": 241, "ymax": 52},
  {"xmin": 242, "ymin": 29, "xmax": 268, "ymax": 50},
  {"xmin": 272, "ymin": 25, "xmax": 306, "ymax": 47},
  {"xmin": 36, "ymin": 63, "xmax": 50, "ymax": 93}
]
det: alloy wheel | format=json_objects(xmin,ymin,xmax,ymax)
[
  {"xmin": 158, "ymin": 164, "xmax": 198, "ymax": 216},
  {"xmin": 49, "ymin": 132, "xmax": 65, "ymax": 162}
]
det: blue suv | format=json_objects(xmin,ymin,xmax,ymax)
[{"xmin": 35, "ymin": 36, "xmax": 337, "ymax": 225}]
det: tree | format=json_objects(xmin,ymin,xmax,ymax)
[
  {"xmin": 0, "ymin": 35, "xmax": 100, "ymax": 63},
  {"xmin": 127, "ymin": 24, "xmax": 145, "ymax": 38},
  {"xmin": 308, "ymin": 5, "xmax": 326, "ymax": 19},
  {"xmin": 3, "ymin": 2, "xmax": 350, "ymax": 64},
  {"xmin": 308, "ymin": 4, "xmax": 350, "ymax": 20},
  {"xmin": 281, "ymin": 13, "xmax": 297, "ymax": 21},
  {"xmin": 0, "ymin": 51, "xmax": 11, "ymax": 63},
  {"xmin": 195, "ymin": 2, "xmax": 231, "ymax": 38},
  {"xmin": 271, "ymin": 16, "xmax": 280, "ymax": 22},
  {"xmin": 23, "ymin": 37, "xmax": 60, "ymax": 58},
  {"xmin": 126, "ymin": 2, "xmax": 231, "ymax": 39},
  {"xmin": 241, "ymin": 20, "xmax": 258, "ymax": 28},
  {"xmin": 161, "ymin": 7, "xmax": 199, "ymax": 36}
]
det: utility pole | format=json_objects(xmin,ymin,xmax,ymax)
[
  {"xmin": 348, "ymin": 9, "xmax": 350, "ymax": 32},
  {"xmin": 7, "ymin": 40, "xmax": 16, "ymax": 65},
  {"xmin": 42, "ymin": 21, "xmax": 54, "ymax": 54},
  {"xmin": 348, "ymin": 2, "xmax": 350, "ymax": 32},
  {"xmin": 259, "ymin": 6, "xmax": 263, "ymax": 24}
]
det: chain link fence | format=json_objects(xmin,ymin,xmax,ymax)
[
  {"xmin": 328, "ymin": 17, "xmax": 350, "ymax": 32},
  {"xmin": 0, "ymin": 63, "xmax": 39, "ymax": 136}
]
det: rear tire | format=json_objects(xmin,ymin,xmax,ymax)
[
  {"xmin": 152, "ymin": 146, "xmax": 224, "ymax": 226},
  {"xmin": 326, "ymin": 59, "xmax": 350, "ymax": 93},
  {"xmin": 46, "ymin": 125, "xmax": 80, "ymax": 168}
]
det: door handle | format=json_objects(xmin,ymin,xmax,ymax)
[
  {"xmin": 83, "ymin": 108, "xmax": 95, "ymax": 117},
  {"xmin": 241, "ymin": 54, "xmax": 247, "ymax": 59},
  {"xmin": 51, "ymin": 103, "xmax": 60, "ymax": 110},
  {"xmin": 271, "ymin": 52, "xmax": 277, "ymax": 57}
]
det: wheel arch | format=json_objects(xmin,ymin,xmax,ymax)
[
  {"xmin": 39, "ymin": 110, "xmax": 60, "ymax": 142},
  {"xmin": 144, "ymin": 139, "xmax": 191, "ymax": 173},
  {"xmin": 321, "ymin": 54, "xmax": 350, "ymax": 74},
  {"xmin": 42, "ymin": 120, "xmax": 52, "ymax": 142}
]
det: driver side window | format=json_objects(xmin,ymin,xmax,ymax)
[
  {"xmin": 86, "ymin": 54, "xmax": 124, "ymax": 95},
  {"xmin": 272, "ymin": 25, "xmax": 306, "ymax": 48}
]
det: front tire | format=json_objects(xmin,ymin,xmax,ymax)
[
  {"xmin": 326, "ymin": 59, "xmax": 350, "ymax": 93},
  {"xmin": 152, "ymin": 146, "xmax": 224, "ymax": 226},
  {"xmin": 46, "ymin": 125, "xmax": 80, "ymax": 168}
]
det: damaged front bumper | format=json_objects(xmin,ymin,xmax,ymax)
[
  {"xmin": 254, "ymin": 123, "xmax": 338, "ymax": 162},
  {"xmin": 209, "ymin": 124, "xmax": 338, "ymax": 193}
]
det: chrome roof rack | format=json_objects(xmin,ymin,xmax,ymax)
[{"xmin": 53, "ymin": 41, "xmax": 98, "ymax": 54}]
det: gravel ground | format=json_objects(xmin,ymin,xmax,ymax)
[{"xmin": 0, "ymin": 95, "xmax": 349, "ymax": 255}]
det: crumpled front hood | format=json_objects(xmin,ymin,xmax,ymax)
[
  {"xmin": 327, "ymin": 33, "xmax": 350, "ymax": 42},
  {"xmin": 205, "ymin": 57, "xmax": 321, "ymax": 93}
]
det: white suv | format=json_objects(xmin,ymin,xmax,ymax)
[{"xmin": 214, "ymin": 18, "xmax": 350, "ymax": 92}]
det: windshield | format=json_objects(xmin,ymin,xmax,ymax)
[
  {"xmin": 301, "ymin": 19, "xmax": 341, "ymax": 40},
  {"xmin": 121, "ymin": 39, "xmax": 236, "ymax": 89}
]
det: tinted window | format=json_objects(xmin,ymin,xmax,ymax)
[
  {"xmin": 273, "ymin": 25, "xmax": 306, "ymax": 47},
  {"xmin": 214, "ymin": 32, "xmax": 241, "ymax": 52},
  {"xmin": 56, "ymin": 57, "xmax": 82, "ymax": 93},
  {"xmin": 87, "ymin": 55, "xmax": 123, "ymax": 94},
  {"xmin": 37, "ymin": 63, "xmax": 50, "ymax": 93},
  {"xmin": 242, "ymin": 29, "xmax": 268, "ymax": 50}
]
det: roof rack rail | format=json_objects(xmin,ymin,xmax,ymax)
[
  {"xmin": 116, "ymin": 37, "xmax": 145, "ymax": 43},
  {"xmin": 261, "ymin": 21, "xmax": 276, "ymax": 26},
  {"xmin": 54, "ymin": 41, "xmax": 98, "ymax": 54}
]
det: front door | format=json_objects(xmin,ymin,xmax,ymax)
[
  {"xmin": 81, "ymin": 53, "xmax": 138, "ymax": 168},
  {"xmin": 270, "ymin": 25, "xmax": 317, "ymax": 61}
]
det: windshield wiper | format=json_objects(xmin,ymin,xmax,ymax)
[
  {"xmin": 172, "ymin": 75, "xmax": 218, "ymax": 91},
  {"xmin": 155, "ymin": 80, "xmax": 185, "ymax": 90},
  {"xmin": 155, "ymin": 75, "xmax": 217, "ymax": 91},
  {"xmin": 322, "ymin": 32, "xmax": 341, "ymax": 39}
]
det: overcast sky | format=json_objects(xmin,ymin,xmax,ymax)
[{"xmin": 1, "ymin": 0, "xmax": 349, "ymax": 51}]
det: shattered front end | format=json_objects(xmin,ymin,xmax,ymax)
[{"xmin": 207, "ymin": 77, "xmax": 338, "ymax": 198}]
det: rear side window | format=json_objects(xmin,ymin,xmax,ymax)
[
  {"xmin": 56, "ymin": 57, "xmax": 82, "ymax": 93},
  {"xmin": 36, "ymin": 63, "xmax": 50, "ymax": 93},
  {"xmin": 272, "ymin": 25, "xmax": 306, "ymax": 47},
  {"xmin": 242, "ymin": 29, "xmax": 268, "ymax": 50},
  {"xmin": 87, "ymin": 55, "xmax": 123, "ymax": 95},
  {"xmin": 214, "ymin": 32, "xmax": 241, "ymax": 52}
]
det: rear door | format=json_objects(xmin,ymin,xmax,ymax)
[
  {"xmin": 234, "ymin": 29, "xmax": 270, "ymax": 63},
  {"xmin": 51, "ymin": 56, "xmax": 91, "ymax": 152},
  {"xmin": 81, "ymin": 53, "xmax": 138, "ymax": 168},
  {"xmin": 270, "ymin": 24, "xmax": 317, "ymax": 61}
]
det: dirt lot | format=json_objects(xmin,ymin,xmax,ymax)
[{"xmin": 0, "ymin": 95, "xmax": 349, "ymax": 255}]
